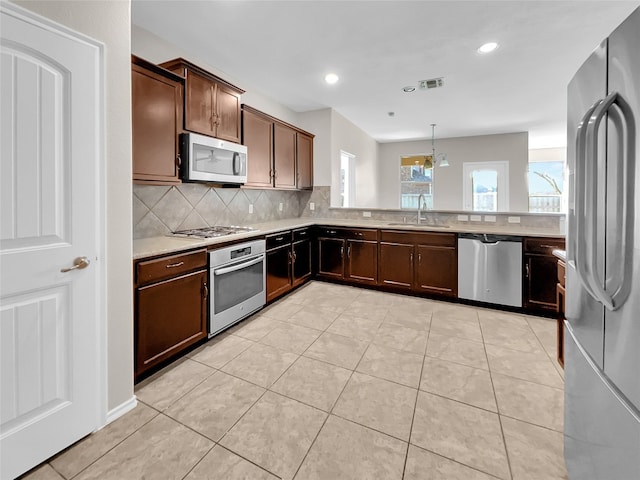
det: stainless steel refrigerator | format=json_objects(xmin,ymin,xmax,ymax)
[{"xmin": 565, "ymin": 6, "xmax": 640, "ymax": 479}]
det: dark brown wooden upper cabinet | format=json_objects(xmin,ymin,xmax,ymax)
[
  {"xmin": 296, "ymin": 132, "xmax": 313, "ymax": 190},
  {"xmin": 242, "ymin": 105, "xmax": 314, "ymax": 190},
  {"xmin": 159, "ymin": 58, "xmax": 244, "ymax": 144},
  {"xmin": 131, "ymin": 55, "xmax": 184, "ymax": 185}
]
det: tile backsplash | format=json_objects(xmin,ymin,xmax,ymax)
[{"xmin": 133, "ymin": 184, "xmax": 312, "ymax": 239}]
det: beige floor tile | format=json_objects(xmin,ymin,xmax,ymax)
[
  {"xmin": 426, "ymin": 332, "xmax": 489, "ymax": 370},
  {"xmin": 190, "ymin": 334, "xmax": 255, "ymax": 368},
  {"xmin": 20, "ymin": 464, "xmax": 64, "ymax": 480},
  {"xmin": 227, "ymin": 315, "xmax": 287, "ymax": 342},
  {"xmin": 221, "ymin": 343, "xmax": 298, "ymax": 388},
  {"xmin": 220, "ymin": 392, "xmax": 326, "ymax": 480},
  {"xmin": 430, "ymin": 316, "xmax": 483, "ymax": 342},
  {"xmin": 383, "ymin": 309, "xmax": 432, "ymax": 331},
  {"xmin": 373, "ymin": 322, "xmax": 429, "ymax": 354},
  {"xmin": 420, "ymin": 357, "xmax": 497, "ymax": 412},
  {"xmin": 165, "ymin": 371, "xmax": 265, "ymax": 441},
  {"xmin": 411, "ymin": 392, "xmax": 510, "ymax": 480},
  {"xmin": 50, "ymin": 403, "xmax": 158, "ymax": 478},
  {"xmin": 501, "ymin": 416, "xmax": 568, "ymax": 480},
  {"xmin": 431, "ymin": 304, "xmax": 479, "ymax": 323},
  {"xmin": 135, "ymin": 358, "xmax": 215, "ymax": 411},
  {"xmin": 184, "ymin": 445, "xmax": 278, "ymax": 480},
  {"xmin": 356, "ymin": 289, "xmax": 409, "ymax": 306},
  {"xmin": 259, "ymin": 322, "xmax": 322, "ymax": 354},
  {"xmin": 270, "ymin": 356, "xmax": 352, "ymax": 411},
  {"xmin": 304, "ymin": 331, "xmax": 369, "ymax": 369},
  {"xmin": 333, "ymin": 372, "xmax": 417, "ymax": 441},
  {"xmin": 284, "ymin": 305, "xmax": 341, "ymax": 330},
  {"xmin": 294, "ymin": 415, "xmax": 407, "ymax": 480},
  {"xmin": 485, "ymin": 344, "xmax": 564, "ymax": 389},
  {"xmin": 260, "ymin": 300, "xmax": 304, "ymax": 321},
  {"xmin": 299, "ymin": 294, "xmax": 353, "ymax": 311},
  {"xmin": 526, "ymin": 315, "xmax": 564, "ymax": 376},
  {"xmin": 404, "ymin": 445, "xmax": 498, "ymax": 480},
  {"xmin": 492, "ymin": 373, "xmax": 564, "ymax": 431},
  {"xmin": 479, "ymin": 317, "xmax": 545, "ymax": 354},
  {"xmin": 357, "ymin": 343, "xmax": 423, "ymax": 388},
  {"xmin": 73, "ymin": 415, "xmax": 212, "ymax": 480},
  {"xmin": 341, "ymin": 300, "xmax": 390, "ymax": 321},
  {"xmin": 477, "ymin": 309, "xmax": 529, "ymax": 327},
  {"xmin": 327, "ymin": 313, "xmax": 383, "ymax": 341}
]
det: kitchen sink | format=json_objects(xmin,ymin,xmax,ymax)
[{"xmin": 387, "ymin": 222, "xmax": 450, "ymax": 229}]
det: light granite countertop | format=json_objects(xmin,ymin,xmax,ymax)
[{"xmin": 133, "ymin": 217, "xmax": 565, "ymax": 260}]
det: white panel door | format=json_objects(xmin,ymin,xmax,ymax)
[{"xmin": 0, "ymin": 4, "xmax": 103, "ymax": 479}]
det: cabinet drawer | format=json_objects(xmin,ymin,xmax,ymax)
[
  {"xmin": 344, "ymin": 228, "xmax": 377, "ymax": 241},
  {"xmin": 137, "ymin": 249, "xmax": 207, "ymax": 286},
  {"xmin": 380, "ymin": 230, "xmax": 456, "ymax": 247},
  {"xmin": 557, "ymin": 259, "xmax": 566, "ymax": 287},
  {"xmin": 293, "ymin": 227, "xmax": 311, "ymax": 242},
  {"xmin": 317, "ymin": 226, "xmax": 345, "ymax": 238},
  {"xmin": 266, "ymin": 231, "xmax": 292, "ymax": 250},
  {"xmin": 524, "ymin": 237, "xmax": 565, "ymax": 255}
]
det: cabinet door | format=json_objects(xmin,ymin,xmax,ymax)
[
  {"xmin": 274, "ymin": 122, "xmax": 297, "ymax": 189},
  {"xmin": 136, "ymin": 270, "xmax": 207, "ymax": 378},
  {"xmin": 214, "ymin": 83, "xmax": 241, "ymax": 143},
  {"xmin": 379, "ymin": 243, "xmax": 414, "ymax": 290},
  {"xmin": 525, "ymin": 254, "xmax": 559, "ymax": 311},
  {"xmin": 132, "ymin": 64, "xmax": 181, "ymax": 184},
  {"xmin": 292, "ymin": 239, "xmax": 312, "ymax": 286},
  {"xmin": 184, "ymin": 70, "xmax": 215, "ymax": 136},
  {"xmin": 346, "ymin": 240, "xmax": 377, "ymax": 284},
  {"xmin": 318, "ymin": 238, "xmax": 345, "ymax": 278},
  {"xmin": 243, "ymin": 109, "xmax": 274, "ymax": 187},
  {"xmin": 415, "ymin": 245, "xmax": 457, "ymax": 297},
  {"xmin": 266, "ymin": 245, "xmax": 292, "ymax": 302},
  {"xmin": 296, "ymin": 132, "xmax": 313, "ymax": 189}
]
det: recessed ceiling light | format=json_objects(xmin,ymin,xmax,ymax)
[
  {"xmin": 324, "ymin": 73, "xmax": 339, "ymax": 84},
  {"xmin": 477, "ymin": 42, "xmax": 499, "ymax": 54},
  {"xmin": 402, "ymin": 86, "xmax": 416, "ymax": 93}
]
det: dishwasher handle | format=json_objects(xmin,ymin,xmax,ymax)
[{"xmin": 458, "ymin": 233, "xmax": 523, "ymax": 244}]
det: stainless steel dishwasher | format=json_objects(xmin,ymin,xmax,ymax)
[{"xmin": 457, "ymin": 233, "xmax": 523, "ymax": 307}]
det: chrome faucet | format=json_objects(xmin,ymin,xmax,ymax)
[{"xmin": 417, "ymin": 194, "xmax": 427, "ymax": 224}]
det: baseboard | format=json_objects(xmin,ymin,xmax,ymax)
[{"xmin": 105, "ymin": 396, "xmax": 138, "ymax": 425}]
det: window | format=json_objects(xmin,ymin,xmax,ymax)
[
  {"xmin": 400, "ymin": 155, "xmax": 433, "ymax": 209},
  {"xmin": 340, "ymin": 151, "xmax": 355, "ymax": 207},
  {"xmin": 528, "ymin": 160, "xmax": 565, "ymax": 212},
  {"xmin": 463, "ymin": 161, "xmax": 509, "ymax": 212}
]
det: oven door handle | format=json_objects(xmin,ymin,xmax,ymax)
[{"xmin": 213, "ymin": 255, "xmax": 264, "ymax": 276}]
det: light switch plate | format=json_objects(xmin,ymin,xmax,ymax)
[
  {"xmin": 457, "ymin": 214, "xmax": 469, "ymax": 222},
  {"xmin": 470, "ymin": 215, "xmax": 482, "ymax": 222},
  {"xmin": 363, "ymin": 211, "xmax": 372, "ymax": 217},
  {"xmin": 248, "ymin": 204, "xmax": 254, "ymax": 214},
  {"xmin": 279, "ymin": 202, "xmax": 283, "ymax": 211},
  {"xmin": 484, "ymin": 215, "xmax": 496, "ymax": 222},
  {"xmin": 508, "ymin": 216, "xmax": 521, "ymax": 224},
  {"xmin": 310, "ymin": 202, "xmax": 315, "ymax": 211}
]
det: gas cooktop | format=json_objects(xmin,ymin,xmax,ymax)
[{"xmin": 171, "ymin": 226, "xmax": 257, "ymax": 239}]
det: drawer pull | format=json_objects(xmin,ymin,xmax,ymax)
[
  {"xmin": 540, "ymin": 244, "xmax": 559, "ymax": 249},
  {"xmin": 299, "ymin": 231, "xmax": 307, "ymax": 235},
  {"xmin": 165, "ymin": 261, "xmax": 185, "ymax": 269},
  {"xmin": 275, "ymin": 236, "xmax": 284, "ymax": 241},
  {"xmin": 327, "ymin": 230, "xmax": 337, "ymax": 234}
]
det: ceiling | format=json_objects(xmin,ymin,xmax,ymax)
[{"xmin": 132, "ymin": 1, "xmax": 639, "ymax": 148}]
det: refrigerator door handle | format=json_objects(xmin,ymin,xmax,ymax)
[{"xmin": 573, "ymin": 100, "xmax": 601, "ymax": 301}]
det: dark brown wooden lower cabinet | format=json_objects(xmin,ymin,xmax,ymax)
[
  {"xmin": 346, "ymin": 240, "xmax": 378, "ymax": 284},
  {"xmin": 415, "ymin": 245, "xmax": 457, "ymax": 297},
  {"xmin": 135, "ymin": 270, "xmax": 207, "ymax": 378},
  {"xmin": 292, "ymin": 239, "xmax": 312, "ymax": 286},
  {"xmin": 266, "ymin": 244, "xmax": 292, "ymax": 302},
  {"xmin": 318, "ymin": 237, "xmax": 345, "ymax": 278},
  {"xmin": 525, "ymin": 254, "xmax": 560, "ymax": 311},
  {"xmin": 379, "ymin": 242, "xmax": 414, "ymax": 290}
]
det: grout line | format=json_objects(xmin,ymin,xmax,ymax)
[{"xmin": 407, "ymin": 443, "xmax": 505, "ymax": 479}]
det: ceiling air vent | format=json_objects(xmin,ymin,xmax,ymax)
[{"xmin": 418, "ymin": 78, "xmax": 444, "ymax": 90}]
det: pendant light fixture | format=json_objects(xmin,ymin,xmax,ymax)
[{"xmin": 429, "ymin": 123, "xmax": 449, "ymax": 167}]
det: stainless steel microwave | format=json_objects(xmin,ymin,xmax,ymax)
[{"xmin": 180, "ymin": 132, "xmax": 247, "ymax": 184}]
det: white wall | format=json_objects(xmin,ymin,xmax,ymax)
[
  {"xmin": 378, "ymin": 132, "xmax": 529, "ymax": 211},
  {"xmin": 298, "ymin": 108, "xmax": 332, "ymax": 186},
  {"xmin": 330, "ymin": 110, "xmax": 379, "ymax": 208},
  {"xmin": 132, "ymin": 25, "xmax": 299, "ymax": 126},
  {"xmin": 529, "ymin": 147, "xmax": 566, "ymax": 162},
  {"xmin": 12, "ymin": 0, "xmax": 134, "ymax": 412}
]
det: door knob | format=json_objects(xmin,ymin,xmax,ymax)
[{"xmin": 61, "ymin": 257, "xmax": 90, "ymax": 273}]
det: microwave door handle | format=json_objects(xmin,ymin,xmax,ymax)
[
  {"xmin": 233, "ymin": 152, "xmax": 240, "ymax": 175},
  {"xmin": 573, "ymin": 100, "xmax": 600, "ymax": 301},
  {"xmin": 214, "ymin": 255, "xmax": 263, "ymax": 276},
  {"xmin": 585, "ymin": 92, "xmax": 616, "ymax": 310}
]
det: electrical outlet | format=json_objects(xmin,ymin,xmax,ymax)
[
  {"xmin": 508, "ymin": 216, "xmax": 521, "ymax": 224},
  {"xmin": 309, "ymin": 202, "xmax": 315, "ymax": 211},
  {"xmin": 279, "ymin": 202, "xmax": 283, "ymax": 212},
  {"xmin": 484, "ymin": 215, "xmax": 496, "ymax": 222},
  {"xmin": 248, "ymin": 204, "xmax": 254, "ymax": 214},
  {"xmin": 470, "ymin": 215, "xmax": 482, "ymax": 222},
  {"xmin": 363, "ymin": 211, "xmax": 372, "ymax": 218},
  {"xmin": 457, "ymin": 214, "xmax": 469, "ymax": 222}
]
